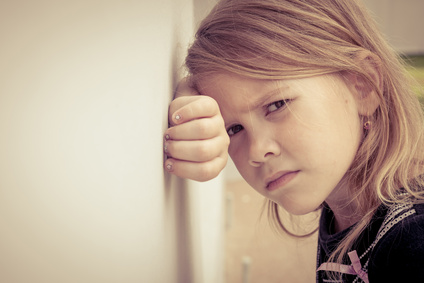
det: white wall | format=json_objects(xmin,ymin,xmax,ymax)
[{"xmin": 0, "ymin": 1, "xmax": 223, "ymax": 282}]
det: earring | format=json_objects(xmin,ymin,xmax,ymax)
[{"xmin": 363, "ymin": 121, "xmax": 371, "ymax": 130}]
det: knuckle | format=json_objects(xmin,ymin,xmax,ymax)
[
  {"xmin": 220, "ymin": 153, "xmax": 229, "ymax": 165},
  {"xmin": 215, "ymin": 135, "xmax": 230, "ymax": 154},
  {"xmin": 216, "ymin": 114, "xmax": 226, "ymax": 128},
  {"xmin": 222, "ymin": 133, "xmax": 230, "ymax": 147},
  {"xmin": 191, "ymin": 99, "xmax": 205, "ymax": 114},
  {"xmin": 203, "ymin": 96, "xmax": 219, "ymax": 110},
  {"xmin": 196, "ymin": 119, "xmax": 211, "ymax": 137},
  {"xmin": 196, "ymin": 143, "xmax": 212, "ymax": 160},
  {"xmin": 196, "ymin": 163, "xmax": 218, "ymax": 182},
  {"xmin": 202, "ymin": 95, "xmax": 216, "ymax": 104}
]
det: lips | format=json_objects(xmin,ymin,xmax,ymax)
[{"xmin": 265, "ymin": 170, "xmax": 299, "ymax": 191}]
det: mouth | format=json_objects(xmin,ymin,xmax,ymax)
[{"xmin": 265, "ymin": 170, "xmax": 300, "ymax": 192}]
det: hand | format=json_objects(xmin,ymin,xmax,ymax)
[{"xmin": 164, "ymin": 79, "xmax": 230, "ymax": 182}]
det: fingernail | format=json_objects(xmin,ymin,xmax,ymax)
[
  {"xmin": 166, "ymin": 162, "xmax": 173, "ymax": 171},
  {"xmin": 164, "ymin": 143, "xmax": 168, "ymax": 153},
  {"xmin": 165, "ymin": 134, "xmax": 170, "ymax": 140},
  {"xmin": 175, "ymin": 114, "xmax": 181, "ymax": 121}
]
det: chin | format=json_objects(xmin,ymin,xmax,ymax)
[{"xmin": 277, "ymin": 200, "xmax": 322, "ymax": 216}]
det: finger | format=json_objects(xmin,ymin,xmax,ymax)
[
  {"xmin": 168, "ymin": 96, "xmax": 220, "ymax": 126},
  {"xmin": 164, "ymin": 136, "xmax": 228, "ymax": 162},
  {"xmin": 165, "ymin": 115, "xmax": 225, "ymax": 141},
  {"xmin": 164, "ymin": 156, "xmax": 228, "ymax": 182}
]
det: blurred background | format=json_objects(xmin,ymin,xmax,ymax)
[
  {"xmin": 0, "ymin": 0, "xmax": 423, "ymax": 283},
  {"xmin": 220, "ymin": 0, "xmax": 424, "ymax": 282}
]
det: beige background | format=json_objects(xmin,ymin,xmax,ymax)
[{"xmin": 0, "ymin": 0, "xmax": 423, "ymax": 283}]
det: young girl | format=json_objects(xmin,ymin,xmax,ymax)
[{"xmin": 164, "ymin": 0, "xmax": 424, "ymax": 282}]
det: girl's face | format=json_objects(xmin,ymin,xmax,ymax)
[{"xmin": 198, "ymin": 73, "xmax": 363, "ymax": 215}]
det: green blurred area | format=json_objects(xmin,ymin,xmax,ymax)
[{"xmin": 404, "ymin": 55, "xmax": 424, "ymax": 104}]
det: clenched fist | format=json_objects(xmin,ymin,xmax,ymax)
[{"xmin": 164, "ymin": 79, "xmax": 230, "ymax": 182}]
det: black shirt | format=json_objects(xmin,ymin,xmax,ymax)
[{"xmin": 317, "ymin": 202, "xmax": 424, "ymax": 282}]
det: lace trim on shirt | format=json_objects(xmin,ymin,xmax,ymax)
[
  {"xmin": 317, "ymin": 202, "xmax": 416, "ymax": 283},
  {"xmin": 352, "ymin": 202, "xmax": 416, "ymax": 283}
]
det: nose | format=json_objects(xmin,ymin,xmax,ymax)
[{"xmin": 247, "ymin": 128, "xmax": 281, "ymax": 167}]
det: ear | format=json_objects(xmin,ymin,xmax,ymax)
[{"xmin": 344, "ymin": 51, "xmax": 383, "ymax": 116}]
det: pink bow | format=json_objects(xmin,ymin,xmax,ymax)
[{"xmin": 317, "ymin": 250, "xmax": 369, "ymax": 283}]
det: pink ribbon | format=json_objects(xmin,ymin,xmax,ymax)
[{"xmin": 317, "ymin": 250, "xmax": 369, "ymax": 283}]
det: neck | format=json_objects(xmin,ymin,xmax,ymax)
[
  {"xmin": 325, "ymin": 182, "xmax": 361, "ymax": 233},
  {"xmin": 331, "ymin": 206, "xmax": 360, "ymax": 232}
]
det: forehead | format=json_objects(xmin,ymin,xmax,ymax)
[
  {"xmin": 196, "ymin": 72, "xmax": 285, "ymax": 107},
  {"xmin": 195, "ymin": 72, "xmax": 358, "ymax": 120}
]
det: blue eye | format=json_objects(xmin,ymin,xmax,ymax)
[
  {"xmin": 227, "ymin": 124, "xmax": 244, "ymax": 137},
  {"xmin": 267, "ymin": 100, "xmax": 287, "ymax": 113}
]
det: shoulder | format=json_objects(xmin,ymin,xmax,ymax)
[{"xmin": 368, "ymin": 203, "xmax": 424, "ymax": 282}]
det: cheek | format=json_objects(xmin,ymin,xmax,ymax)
[
  {"xmin": 228, "ymin": 140, "xmax": 239, "ymax": 161},
  {"xmin": 228, "ymin": 143, "xmax": 246, "ymax": 171},
  {"xmin": 228, "ymin": 142, "xmax": 257, "ymax": 183},
  {"xmin": 282, "ymin": 118, "xmax": 324, "ymax": 157}
]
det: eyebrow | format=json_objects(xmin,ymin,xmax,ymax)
[{"xmin": 241, "ymin": 85, "xmax": 289, "ymax": 112}]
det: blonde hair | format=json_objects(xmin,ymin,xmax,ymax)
[{"xmin": 186, "ymin": 0, "xmax": 424, "ymax": 277}]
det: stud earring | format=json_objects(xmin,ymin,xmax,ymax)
[{"xmin": 363, "ymin": 121, "xmax": 371, "ymax": 130}]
